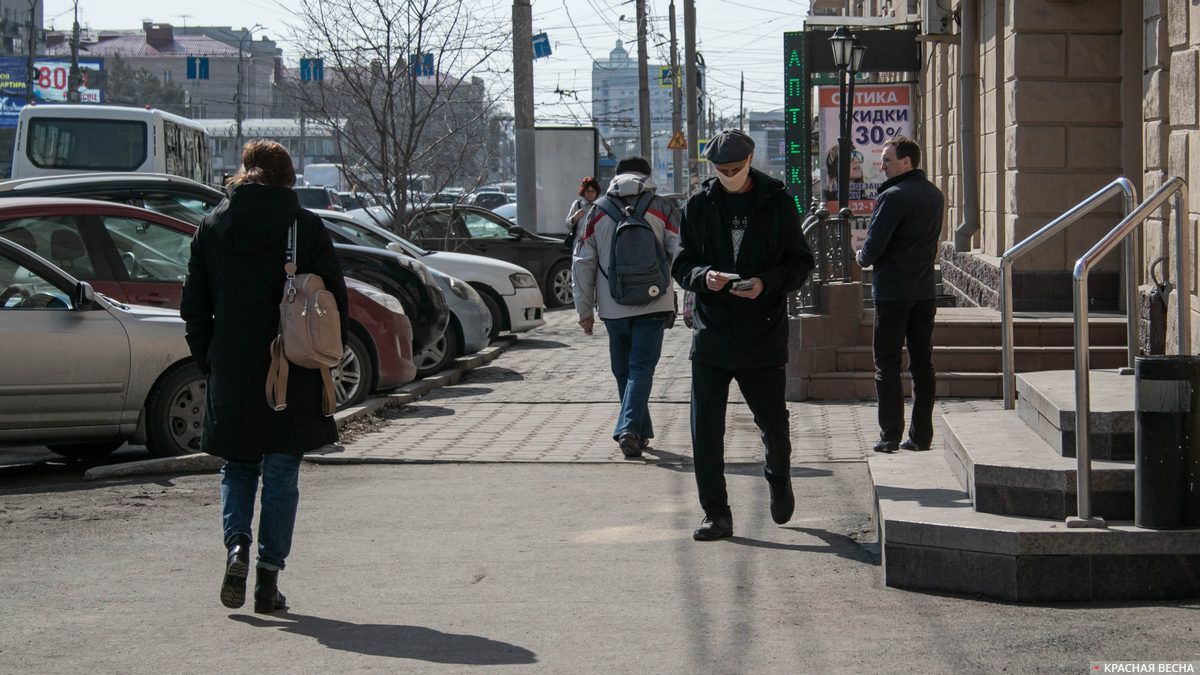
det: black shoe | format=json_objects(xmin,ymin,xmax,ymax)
[
  {"xmin": 767, "ymin": 476, "xmax": 795, "ymax": 524},
  {"xmin": 220, "ymin": 537, "xmax": 250, "ymax": 609},
  {"xmin": 873, "ymin": 438, "xmax": 899, "ymax": 453},
  {"xmin": 900, "ymin": 439, "xmax": 931, "ymax": 452},
  {"xmin": 692, "ymin": 515, "xmax": 733, "ymax": 541},
  {"xmin": 253, "ymin": 567, "xmax": 289, "ymax": 614},
  {"xmin": 639, "ymin": 436, "xmax": 651, "ymax": 450},
  {"xmin": 618, "ymin": 433, "xmax": 642, "ymax": 458}
]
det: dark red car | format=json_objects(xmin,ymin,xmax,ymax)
[{"xmin": 0, "ymin": 197, "xmax": 415, "ymax": 408}]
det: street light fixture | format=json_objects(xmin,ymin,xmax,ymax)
[
  {"xmin": 829, "ymin": 27, "xmax": 866, "ymax": 216},
  {"xmin": 234, "ymin": 23, "xmax": 265, "ymax": 160}
]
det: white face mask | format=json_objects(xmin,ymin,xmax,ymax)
[{"xmin": 716, "ymin": 159, "xmax": 751, "ymax": 192}]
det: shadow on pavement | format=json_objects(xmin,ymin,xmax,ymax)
[
  {"xmin": 230, "ymin": 613, "xmax": 538, "ymax": 664},
  {"xmin": 461, "ymin": 367, "xmax": 525, "ymax": 383},
  {"xmin": 875, "ymin": 485, "xmax": 971, "ymax": 508},
  {"xmin": 424, "ymin": 386, "xmax": 495, "ymax": 400},
  {"xmin": 378, "ymin": 405, "xmax": 457, "ymax": 420},
  {"xmin": 511, "ymin": 339, "xmax": 569, "ymax": 350}
]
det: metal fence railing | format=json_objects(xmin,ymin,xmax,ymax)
[{"xmin": 789, "ymin": 204, "xmax": 858, "ymax": 316}]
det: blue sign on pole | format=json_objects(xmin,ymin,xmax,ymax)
[
  {"xmin": 532, "ymin": 32, "xmax": 551, "ymax": 59},
  {"xmin": 186, "ymin": 57, "xmax": 209, "ymax": 80},
  {"xmin": 409, "ymin": 53, "xmax": 435, "ymax": 78},
  {"xmin": 300, "ymin": 58, "xmax": 324, "ymax": 82}
]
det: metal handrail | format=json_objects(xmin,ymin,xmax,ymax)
[
  {"xmin": 1000, "ymin": 178, "xmax": 1137, "ymax": 409},
  {"xmin": 1071, "ymin": 176, "xmax": 1190, "ymax": 527}
]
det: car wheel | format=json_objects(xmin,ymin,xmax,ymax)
[
  {"xmin": 46, "ymin": 440, "xmax": 124, "ymax": 460},
  {"xmin": 145, "ymin": 361, "xmax": 206, "ymax": 457},
  {"xmin": 474, "ymin": 286, "xmax": 503, "ymax": 340},
  {"xmin": 414, "ymin": 319, "xmax": 461, "ymax": 377},
  {"xmin": 546, "ymin": 260, "xmax": 572, "ymax": 307},
  {"xmin": 334, "ymin": 332, "xmax": 376, "ymax": 410}
]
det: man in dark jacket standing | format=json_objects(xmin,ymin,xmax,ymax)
[
  {"xmin": 672, "ymin": 129, "xmax": 815, "ymax": 541},
  {"xmin": 856, "ymin": 136, "xmax": 945, "ymax": 453}
]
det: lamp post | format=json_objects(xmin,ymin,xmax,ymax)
[
  {"xmin": 234, "ymin": 24, "xmax": 264, "ymax": 159},
  {"xmin": 829, "ymin": 27, "xmax": 866, "ymax": 216}
]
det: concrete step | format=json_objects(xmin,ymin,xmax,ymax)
[
  {"xmin": 857, "ymin": 311, "xmax": 1129, "ymax": 347},
  {"xmin": 942, "ymin": 410, "xmax": 1133, "ymax": 520},
  {"xmin": 807, "ymin": 371, "xmax": 1001, "ymax": 399},
  {"xmin": 870, "ymin": 448, "xmax": 1200, "ymax": 601},
  {"xmin": 1016, "ymin": 369, "xmax": 1134, "ymax": 461},
  {"xmin": 835, "ymin": 345, "xmax": 1129, "ymax": 373}
]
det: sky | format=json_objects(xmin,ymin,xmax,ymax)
[{"xmin": 45, "ymin": 0, "xmax": 811, "ymax": 124}]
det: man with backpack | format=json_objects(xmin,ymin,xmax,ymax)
[
  {"xmin": 672, "ymin": 129, "xmax": 815, "ymax": 541},
  {"xmin": 573, "ymin": 156, "xmax": 681, "ymax": 458}
]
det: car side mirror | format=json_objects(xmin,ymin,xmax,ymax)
[{"xmin": 75, "ymin": 280, "xmax": 97, "ymax": 310}]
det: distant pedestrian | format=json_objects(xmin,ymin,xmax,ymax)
[
  {"xmin": 181, "ymin": 139, "xmax": 349, "ymax": 613},
  {"xmin": 672, "ymin": 129, "xmax": 815, "ymax": 541},
  {"xmin": 564, "ymin": 176, "xmax": 602, "ymax": 250},
  {"xmin": 573, "ymin": 156, "xmax": 680, "ymax": 457},
  {"xmin": 856, "ymin": 135, "xmax": 945, "ymax": 453}
]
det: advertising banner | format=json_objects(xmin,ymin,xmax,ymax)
[
  {"xmin": 817, "ymin": 83, "xmax": 913, "ymax": 217},
  {"xmin": 0, "ymin": 57, "xmax": 105, "ymax": 127}
]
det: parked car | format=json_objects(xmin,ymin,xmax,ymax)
[
  {"xmin": 293, "ymin": 186, "xmax": 344, "ymax": 211},
  {"xmin": 405, "ymin": 205, "xmax": 573, "ymax": 307},
  {"xmin": 0, "ymin": 196, "xmax": 417, "ymax": 409},
  {"xmin": 338, "ymin": 191, "xmax": 380, "ymax": 211},
  {"xmin": 0, "ymin": 236, "xmax": 204, "ymax": 459},
  {"xmin": 332, "ymin": 243, "xmax": 450, "ymax": 355},
  {"xmin": 415, "ymin": 267, "xmax": 491, "ymax": 376},
  {"xmin": 491, "ymin": 202, "xmax": 518, "ymax": 224},
  {"xmin": 318, "ymin": 208, "xmax": 545, "ymax": 339},
  {"xmin": 465, "ymin": 191, "xmax": 510, "ymax": 209}
]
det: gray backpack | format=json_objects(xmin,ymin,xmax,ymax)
[{"xmin": 594, "ymin": 192, "xmax": 671, "ymax": 306}]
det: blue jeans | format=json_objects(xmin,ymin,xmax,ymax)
[
  {"xmin": 220, "ymin": 452, "xmax": 302, "ymax": 571},
  {"xmin": 603, "ymin": 314, "xmax": 667, "ymax": 440}
]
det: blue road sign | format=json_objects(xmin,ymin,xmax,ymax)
[
  {"xmin": 532, "ymin": 32, "xmax": 551, "ymax": 59},
  {"xmin": 300, "ymin": 58, "xmax": 324, "ymax": 82},
  {"xmin": 409, "ymin": 53, "xmax": 435, "ymax": 78},
  {"xmin": 186, "ymin": 57, "xmax": 209, "ymax": 80}
]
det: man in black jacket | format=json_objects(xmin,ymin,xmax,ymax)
[
  {"xmin": 856, "ymin": 136, "xmax": 945, "ymax": 453},
  {"xmin": 672, "ymin": 129, "xmax": 815, "ymax": 541}
]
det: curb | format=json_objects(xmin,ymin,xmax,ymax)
[{"xmin": 82, "ymin": 336, "xmax": 517, "ymax": 482}]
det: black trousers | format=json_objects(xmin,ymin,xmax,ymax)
[
  {"xmin": 691, "ymin": 360, "xmax": 791, "ymax": 518},
  {"xmin": 872, "ymin": 299, "xmax": 937, "ymax": 446}
]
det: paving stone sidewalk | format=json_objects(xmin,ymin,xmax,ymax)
[{"xmin": 310, "ymin": 308, "xmax": 1002, "ymax": 465}]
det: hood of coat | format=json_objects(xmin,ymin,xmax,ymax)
[
  {"xmin": 606, "ymin": 172, "xmax": 658, "ymax": 200},
  {"xmin": 210, "ymin": 183, "xmax": 302, "ymax": 255}
]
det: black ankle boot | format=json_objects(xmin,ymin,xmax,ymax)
[
  {"xmin": 220, "ymin": 536, "xmax": 250, "ymax": 609},
  {"xmin": 253, "ymin": 567, "xmax": 289, "ymax": 614}
]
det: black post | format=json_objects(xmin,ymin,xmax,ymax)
[
  {"xmin": 836, "ymin": 65, "xmax": 849, "ymax": 213},
  {"xmin": 845, "ymin": 68, "xmax": 858, "ymax": 210}
]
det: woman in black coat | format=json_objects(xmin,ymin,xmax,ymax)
[{"xmin": 180, "ymin": 140, "xmax": 348, "ymax": 614}]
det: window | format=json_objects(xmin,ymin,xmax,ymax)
[
  {"xmin": 101, "ymin": 216, "xmax": 190, "ymax": 282},
  {"xmin": 0, "ymin": 216, "xmax": 94, "ymax": 279},
  {"xmin": 27, "ymin": 118, "xmax": 147, "ymax": 171},
  {"xmin": 462, "ymin": 212, "xmax": 511, "ymax": 239},
  {"xmin": 409, "ymin": 212, "xmax": 455, "ymax": 239},
  {"xmin": 322, "ymin": 218, "xmax": 392, "ymax": 249},
  {"xmin": 0, "ymin": 252, "xmax": 71, "ymax": 310},
  {"xmin": 140, "ymin": 193, "xmax": 215, "ymax": 226}
]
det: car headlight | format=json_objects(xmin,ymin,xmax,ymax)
[
  {"xmin": 357, "ymin": 285, "xmax": 406, "ymax": 315},
  {"xmin": 447, "ymin": 276, "xmax": 477, "ymax": 301},
  {"xmin": 510, "ymin": 272, "xmax": 538, "ymax": 289}
]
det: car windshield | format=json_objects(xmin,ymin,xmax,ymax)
[
  {"xmin": 462, "ymin": 212, "xmax": 512, "ymax": 239},
  {"xmin": 139, "ymin": 193, "xmax": 216, "ymax": 226},
  {"xmin": 294, "ymin": 188, "xmax": 332, "ymax": 208},
  {"xmin": 322, "ymin": 217, "xmax": 393, "ymax": 249}
]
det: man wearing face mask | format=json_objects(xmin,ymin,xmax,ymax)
[{"xmin": 672, "ymin": 129, "xmax": 815, "ymax": 541}]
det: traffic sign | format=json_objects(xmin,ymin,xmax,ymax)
[
  {"xmin": 409, "ymin": 53, "xmax": 434, "ymax": 78},
  {"xmin": 666, "ymin": 130, "xmax": 686, "ymax": 150},
  {"xmin": 300, "ymin": 58, "xmax": 324, "ymax": 82},
  {"xmin": 659, "ymin": 66, "xmax": 677, "ymax": 89},
  {"xmin": 697, "ymin": 138, "xmax": 708, "ymax": 159},
  {"xmin": 186, "ymin": 57, "xmax": 209, "ymax": 80},
  {"xmin": 532, "ymin": 32, "xmax": 552, "ymax": 59}
]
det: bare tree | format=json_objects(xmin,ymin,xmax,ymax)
[{"xmin": 283, "ymin": 0, "xmax": 510, "ymax": 231}]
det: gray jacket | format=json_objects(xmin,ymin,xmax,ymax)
[{"xmin": 572, "ymin": 173, "xmax": 681, "ymax": 321}]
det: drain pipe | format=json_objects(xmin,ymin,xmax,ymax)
[{"xmin": 953, "ymin": 0, "xmax": 980, "ymax": 251}]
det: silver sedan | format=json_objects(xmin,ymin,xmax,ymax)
[{"xmin": 0, "ymin": 237, "xmax": 204, "ymax": 459}]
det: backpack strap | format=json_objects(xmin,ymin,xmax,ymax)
[
  {"xmin": 632, "ymin": 191, "xmax": 654, "ymax": 218},
  {"xmin": 593, "ymin": 195, "xmax": 624, "ymax": 224}
]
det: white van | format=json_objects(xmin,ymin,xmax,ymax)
[{"xmin": 11, "ymin": 105, "xmax": 213, "ymax": 185}]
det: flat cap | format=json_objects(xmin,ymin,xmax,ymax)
[{"xmin": 704, "ymin": 128, "xmax": 755, "ymax": 164}]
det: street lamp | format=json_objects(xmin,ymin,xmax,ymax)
[
  {"xmin": 829, "ymin": 27, "xmax": 866, "ymax": 216},
  {"xmin": 234, "ymin": 23, "xmax": 265, "ymax": 159}
]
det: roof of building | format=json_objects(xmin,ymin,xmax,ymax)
[
  {"xmin": 195, "ymin": 118, "xmax": 346, "ymax": 137},
  {"xmin": 43, "ymin": 34, "xmax": 240, "ymax": 58}
]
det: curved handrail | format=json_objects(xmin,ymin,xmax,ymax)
[
  {"xmin": 999, "ymin": 178, "xmax": 1137, "ymax": 409},
  {"xmin": 1071, "ymin": 176, "xmax": 1190, "ymax": 526}
]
